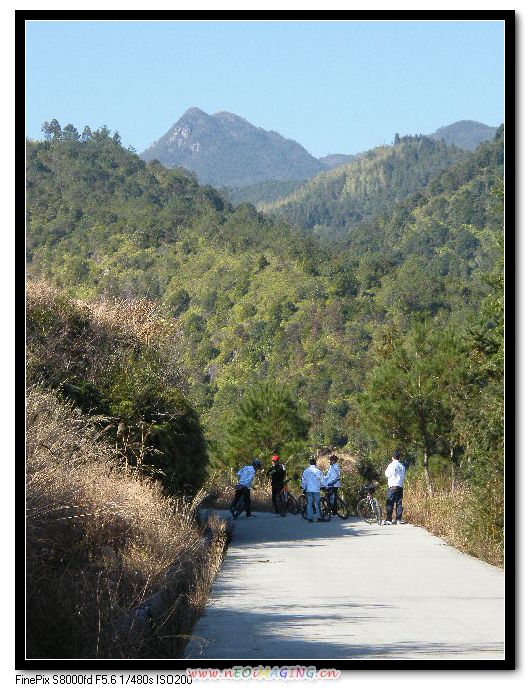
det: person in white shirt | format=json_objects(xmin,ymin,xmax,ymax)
[
  {"xmin": 323, "ymin": 454, "xmax": 341, "ymax": 515},
  {"xmin": 301, "ymin": 456, "xmax": 324, "ymax": 522},
  {"xmin": 384, "ymin": 450, "xmax": 407, "ymax": 525},
  {"xmin": 231, "ymin": 458, "xmax": 261, "ymax": 518}
]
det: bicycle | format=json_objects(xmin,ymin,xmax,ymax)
[
  {"xmin": 231, "ymin": 486, "xmax": 251, "ymax": 520},
  {"xmin": 325, "ymin": 487, "xmax": 349, "ymax": 519},
  {"xmin": 356, "ymin": 484, "xmax": 382, "ymax": 525},
  {"xmin": 275, "ymin": 478, "xmax": 300, "ymax": 517},
  {"xmin": 298, "ymin": 489, "xmax": 331, "ymax": 522}
]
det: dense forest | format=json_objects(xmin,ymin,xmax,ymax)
[
  {"xmin": 26, "ymin": 119, "xmax": 504, "ymax": 562},
  {"xmin": 222, "ymin": 178, "xmax": 308, "ymax": 207},
  {"xmin": 262, "ymin": 135, "xmax": 468, "ymax": 235}
]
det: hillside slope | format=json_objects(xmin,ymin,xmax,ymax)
[
  {"xmin": 26, "ymin": 280, "xmax": 208, "ymax": 492},
  {"xmin": 262, "ymin": 136, "xmax": 467, "ymax": 235}
]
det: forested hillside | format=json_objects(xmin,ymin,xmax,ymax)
[
  {"xmin": 26, "ymin": 121, "xmax": 504, "ymax": 563},
  {"xmin": 262, "ymin": 135, "xmax": 467, "ymax": 236},
  {"xmin": 319, "ymin": 153, "xmax": 359, "ymax": 169},
  {"xmin": 221, "ymin": 179, "xmax": 307, "ymax": 207}
]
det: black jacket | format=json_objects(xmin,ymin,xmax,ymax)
[{"xmin": 267, "ymin": 463, "xmax": 286, "ymax": 487}]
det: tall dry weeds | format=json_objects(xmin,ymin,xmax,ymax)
[
  {"xmin": 404, "ymin": 480, "xmax": 503, "ymax": 568},
  {"xmin": 26, "ymin": 280, "xmax": 187, "ymax": 394},
  {"xmin": 26, "ymin": 386, "xmax": 228, "ymax": 658}
]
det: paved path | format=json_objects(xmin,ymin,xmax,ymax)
[{"xmin": 185, "ymin": 512, "xmax": 504, "ymax": 660}]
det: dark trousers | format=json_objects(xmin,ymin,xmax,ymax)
[
  {"xmin": 327, "ymin": 487, "xmax": 338, "ymax": 513},
  {"xmin": 272, "ymin": 485, "xmax": 283, "ymax": 513},
  {"xmin": 386, "ymin": 486, "xmax": 403, "ymax": 521},
  {"xmin": 231, "ymin": 486, "xmax": 251, "ymax": 516}
]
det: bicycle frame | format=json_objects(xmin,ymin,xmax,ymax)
[
  {"xmin": 364, "ymin": 488, "xmax": 381, "ymax": 524},
  {"xmin": 279, "ymin": 476, "xmax": 293, "ymax": 494},
  {"xmin": 325, "ymin": 486, "xmax": 338, "ymax": 504}
]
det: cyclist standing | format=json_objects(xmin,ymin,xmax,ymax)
[
  {"xmin": 267, "ymin": 454, "xmax": 286, "ymax": 514},
  {"xmin": 384, "ymin": 450, "xmax": 407, "ymax": 525},
  {"xmin": 231, "ymin": 458, "xmax": 261, "ymax": 518},
  {"xmin": 301, "ymin": 455, "xmax": 324, "ymax": 522},
  {"xmin": 323, "ymin": 454, "xmax": 341, "ymax": 515}
]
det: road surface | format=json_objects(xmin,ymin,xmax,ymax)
[{"xmin": 185, "ymin": 512, "xmax": 504, "ymax": 660}]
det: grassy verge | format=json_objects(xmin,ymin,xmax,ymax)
[
  {"xmin": 404, "ymin": 480, "xmax": 503, "ymax": 568},
  {"xmin": 26, "ymin": 386, "xmax": 229, "ymax": 659}
]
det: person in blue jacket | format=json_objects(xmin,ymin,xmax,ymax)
[{"xmin": 231, "ymin": 458, "xmax": 261, "ymax": 518}]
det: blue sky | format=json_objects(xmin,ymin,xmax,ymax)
[{"xmin": 25, "ymin": 19, "xmax": 505, "ymax": 158}]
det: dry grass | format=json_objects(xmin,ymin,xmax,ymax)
[
  {"xmin": 404, "ymin": 480, "xmax": 503, "ymax": 568},
  {"xmin": 26, "ymin": 279, "xmax": 186, "ymax": 394},
  {"xmin": 26, "ymin": 280, "xmax": 177, "ymax": 345},
  {"xmin": 26, "ymin": 386, "xmax": 229, "ymax": 659}
]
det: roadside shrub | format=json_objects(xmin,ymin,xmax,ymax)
[
  {"xmin": 26, "ymin": 386, "xmax": 228, "ymax": 658},
  {"xmin": 26, "ymin": 281, "xmax": 207, "ymax": 493}
]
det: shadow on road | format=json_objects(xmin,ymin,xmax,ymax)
[
  {"xmin": 225, "ymin": 512, "xmax": 376, "ymax": 546},
  {"xmin": 185, "ymin": 600, "xmax": 504, "ymax": 659}
]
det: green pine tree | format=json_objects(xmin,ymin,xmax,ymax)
[{"xmin": 224, "ymin": 382, "xmax": 309, "ymax": 467}]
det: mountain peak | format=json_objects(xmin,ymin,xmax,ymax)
[
  {"xmin": 182, "ymin": 106, "xmax": 208, "ymax": 117},
  {"xmin": 140, "ymin": 109, "xmax": 325, "ymax": 187}
]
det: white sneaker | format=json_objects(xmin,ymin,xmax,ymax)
[
  {"xmin": 383, "ymin": 520, "xmax": 393, "ymax": 525},
  {"xmin": 397, "ymin": 519, "xmax": 407, "ymax": 524}
]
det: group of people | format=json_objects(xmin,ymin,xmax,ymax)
[
  {"xmin": 300, "ymin": 454, "xmax": 341, "ymax": 522},
  {"xmin": 229, "ymin": 449, "xmax": 407, "ymax": 525}
]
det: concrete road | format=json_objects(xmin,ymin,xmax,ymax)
[{"xmin": 185, "ymin": 512, "xmax": 504, "ymax": 660}]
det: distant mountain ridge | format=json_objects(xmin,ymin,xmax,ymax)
[
  {"xmin": 140, "ymin": 109, "xmax": 499, "ymax": 192},
  {"xmin": 140, "ymin": 107, "xmax": 326, "ymax": 187},
  {"xmin": 428, "ymin": 120, "xmax": 497, "ymax": 150}
]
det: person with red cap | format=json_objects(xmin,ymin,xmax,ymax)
[{"xmin": 267, "ymin": 454, "xmax": 286, "ymax": 514}]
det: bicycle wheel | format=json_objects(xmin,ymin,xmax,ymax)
[
  {"xmin": 286, "ymin": 492, "xmax": 300, "ymax": 515},
  {"xmin": 232, "ymin": 495, "xmax": 245, "ymax": 520},
  {"xmin": 298, "ymin": 494, "xmax": 307, "ymax": 519},
  {"xmin": 319, "ymin": 497, "xmax": 331, "ymax": 522},
  {"xmin": 357, "ymin": 497, "xmax": 378, "ymax": 524},
  {"xmin": 277, "ymin": 492, "xmax": 287, "ymax": 517},
  {"xmin": 335, "ymin": 496, "xmax": 349, "ymax": 520},
  {"xmin": 372, "ymin": 498, "xmax": 382, "ymax": 525}
]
